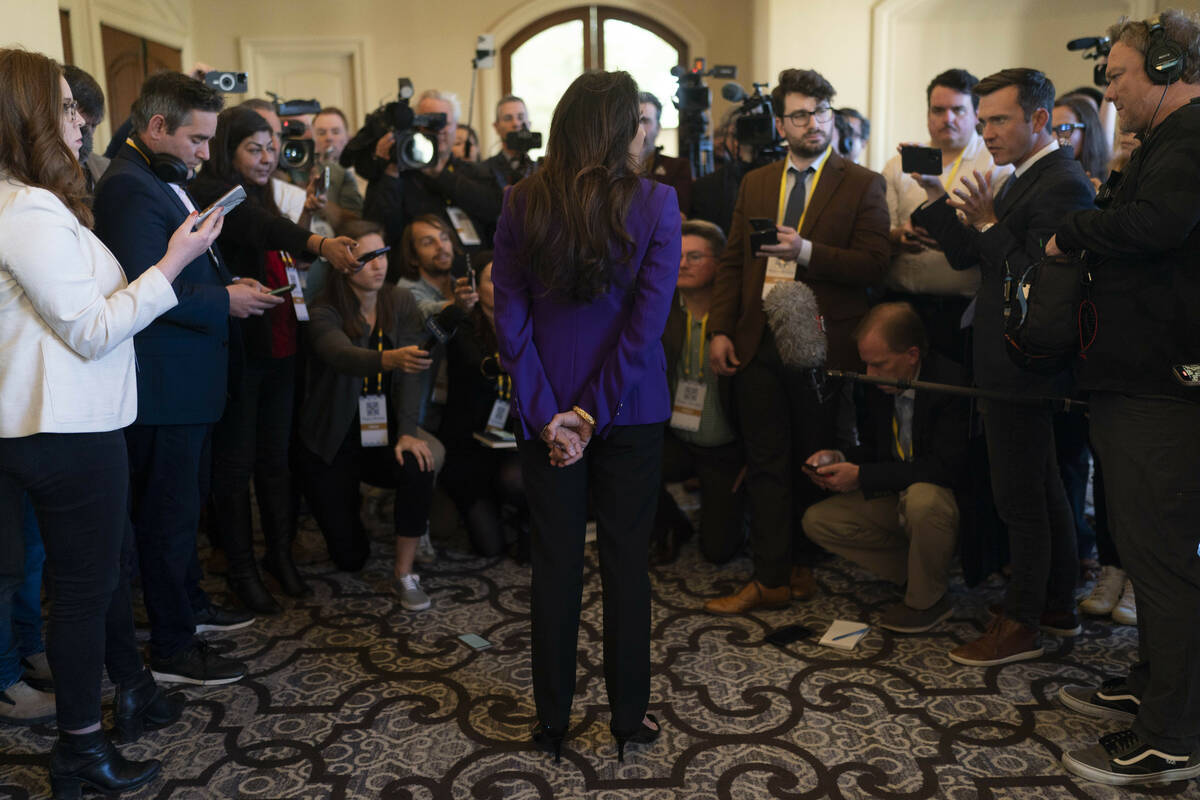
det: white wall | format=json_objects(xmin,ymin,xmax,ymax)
[{"xmin": 2, "ymin": 0, "xmax": 64, "ymax": 60}]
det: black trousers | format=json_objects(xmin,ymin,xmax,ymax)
[
  {"xmin": 980, "ymin": 399, "xmax": 1077, "ymax": 626},
  {"xmin": 733, "ymin": 329, "xmax": 842, "ymax": 588},
  {"xmin": 125, "ymin": 422, "xmax": 212, "ymax": 660},
  {"xmin": 656, "ymin": 430, "xmax": 745, "ymax": 564},
  {"xmin": 1089, "ymin": 393, "xmax": 1200, "ymax": 753},
  {"xmin": 295, "ymin": 426, "xmax": 434, "ymax": 571},
  {"xmin": 517, "ymin": 423, "xmax": 662, "ymax": 734},
  {"xmin": 0, "ymin": 432, "xmax": 142, "ymax": 729}
]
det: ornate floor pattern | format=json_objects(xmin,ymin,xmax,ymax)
[{"xmin": 1, "ymin": 488, "xmax": 1197, "ymax": 800}]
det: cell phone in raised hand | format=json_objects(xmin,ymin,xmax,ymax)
[
  {"xmin": 900, "ymin": 145, "xmax": 943, "ymax": 176},
  {"xmin": 194, "ymin": 184, "xmax": 246, "ymax": 228}
]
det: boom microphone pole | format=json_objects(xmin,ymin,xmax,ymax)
[{"xmin": 827, "ymin": 370, "xmax": 1088, "ymax": 413}]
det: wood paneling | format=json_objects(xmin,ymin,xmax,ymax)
[
  {"xmin": 60, "ymin": 10, "xmax": 73, "ymax": 66},
  {"xmin": 101, "ymin": 24, "xmax": 182, "ymax": 132}
]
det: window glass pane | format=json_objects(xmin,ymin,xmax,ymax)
[
  {"xmin": 508, "ymin": 20, "xmax": 584, "ymax": 161},
  {"xmin": 602, "ymin": 18, "xmax": 681, "ymax": 156}
]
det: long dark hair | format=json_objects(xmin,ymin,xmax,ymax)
[
  {"xmin": 0, "ymin": 49, "xmax": 91, "ymax": 227},
  {"xmin": 199, "ymin": 106, "xmax": 281, "ymax": 217},
  {"xmin": 509, "ymin": 70, "xmax": 642, "ymax": 303},
  {"xmin": 1054, "ymin": 95, "xmax": 1111, "ymax": 181},
  {"xmin": 314, "ymin": 218, "xmax": 395, "ymax": 341}
]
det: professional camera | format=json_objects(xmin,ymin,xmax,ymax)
[
  {"xmin": 267, "ymin": 92, "xmax": 321, "ymax": 171},
  {"xmin": 204, "ymin": 70, "xmax": 248, "ymax": 94},
  {"xmin": 671, "ymin": 58, "xmax": 737, "ymax": 178},
  {"xmin": 723, "ymin": 81, "xmax": 787, "ymax": 167},
  {"xmin": 1067, "ymin": 35, "xmax": 1112, "ymax": 87},
  {"xmin": 504, "ymin": 129, "xmax": 542, "ymax": 153},
  {"xmin": 351, "ymin": 78, "xmax": 446, "ymax": 171}
]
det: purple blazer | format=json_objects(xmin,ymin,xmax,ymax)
[{"xmin": 492, "ymin": 177, "xmax": 682, "ymax": 438}]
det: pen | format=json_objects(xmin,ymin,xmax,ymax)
[{"xmin": 832, "ymin": 627, "xmax": 869, "ymax": 641}]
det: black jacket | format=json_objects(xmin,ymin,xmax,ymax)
[
  {"xmin": 844, "ymin": 354, "xmax": 971, "ymax": 497},
  {"xmin": 691, "ymin": 160, "xmax": 751, "ymax": 236},
  {"xmin": 911, "ymin": 147, "xmax": 1095, "ymax": 395},
  {"xmin": 1057, "ymin": 98, "xmax": 1200, "ymax": 403}
]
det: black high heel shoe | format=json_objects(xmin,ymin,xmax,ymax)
[
  {"xmin": 531, "ymin": 723, "xmax": 566, "ymax": 763},
  {"xmin": 613, "ymin": 714, "xmax": 661, "ymax": 762}
]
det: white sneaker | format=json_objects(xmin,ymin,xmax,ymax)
[
  {"xmin": 414, "ymin": 530, "xmax": 437, "ymax": 565},
  {"xmin": 1111, "ymin": 580, "xmax": 1137, "ymax": 625},
  {"xmin": 394, "ymin": 573, "xmax": 431, "ymax": 611},
  {"xmin": 1079, "ymin": 565, "xmax": 1125, "ymax": 615}
]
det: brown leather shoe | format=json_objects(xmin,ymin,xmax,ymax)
[
  {"xmin": 704, "ymin": 580, "xmax": 791, "ymax": 615},
  {"xmin": 790, "ymin": 566, "xmax": 816, "ymax": 600},
  {"xmin": 949, "ymin": 614, "xmax": 1043, "ymax": 666}
]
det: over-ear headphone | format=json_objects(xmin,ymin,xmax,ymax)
[
  {"xmin": 126, "ymin": 137, "xmax": 189, "ymax": 184},
  {"xmin": 1145, "ymin": 15, "xmax": 1186, "ymax": 85}
]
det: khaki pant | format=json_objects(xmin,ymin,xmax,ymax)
[{"xmin": 801, "ymin": 483, "xmax": 959, "ymax": 610}]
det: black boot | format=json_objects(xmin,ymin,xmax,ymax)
[
  {"xmin": 112, "ymin": 668, "xmax": 184, "ymax": 742},
  {"xmin": 211, "ymin": 491, "xmax": 281, "ymax": 615},
  {"xmin": 258, "ymin": 471, "xmax": 312, "ymax": 598},
  {"xmin": 50, "ymin": 729, "xmax": 160, "ymax": 799}
]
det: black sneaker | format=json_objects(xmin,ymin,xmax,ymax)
[
  {"xmin": 877, "ymin": 596, "xmax": 953, "ymax": 634},
  {"xmin": 149, "ymin": 640, "xmax": 247, "ymax": 686},
  {"xmin": 1058, "ymin": 677, "xmax": 1139, "ymax": 723},
  {"xmin": 193, "ymin": 605, "xmax": 254, "ymax": 634},
  {"xmin": 1063, "ymin": 729, "xmax": 1200, "ymax": 785}
]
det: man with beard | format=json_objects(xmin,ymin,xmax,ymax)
[{"xmin": 705, "ymin": 68, "xmax": 890, "ymax": 614}]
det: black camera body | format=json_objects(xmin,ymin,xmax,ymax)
[
  {"xmin": 379, "ymin": 78, "xmax": 445, "ymax": 171},
  {"xmin": 730, "ymin": 82, "xmax": 787, "ymax": 167},
  {"xmin": 267, "ymin": 94, "xmax": 322, "ymax": 171},
  {"xmin": 1067, "ymin": 35, "xmax": 1112, "ymax": 87},
  {"xmin": 505, "ymin": 129, "xmax": 542, "ymax": 153},
  {"xmin": 204, "ymin": 71, "xmax": 248, "ymax": 94}
]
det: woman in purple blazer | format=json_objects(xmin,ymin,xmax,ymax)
[{"xmin": 492, "ymin": 70, "xmax": 682, "ymax": 763}]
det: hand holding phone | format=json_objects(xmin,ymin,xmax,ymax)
[
  {"xmin": 195, "ymin": 184, "xmax": 246, "ymax": 228},
  {"xmin": 267, "ymin": 283, "xmax": 296, "ymax": 296},
  {"xmin": 354, "ymin": 246, "xmax": 390, "ymax": 272},
  {"xmin": 749, "ymin": 217, "xmax": 779, "ymax": 253},
  {"xmin": 900, "ymin": 145, "xmax": 943, "ymax": 176}
]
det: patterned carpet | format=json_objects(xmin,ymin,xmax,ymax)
[{"xmin": 1, "ymin": 487, "xmax": 1196, "ymax": 800}]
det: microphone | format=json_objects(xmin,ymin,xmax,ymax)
[
  {"xmin": 721, "ymin": 82, "xmax": 747, "ymax": 103},
  {"xmin": 1067, "ymin": 36, "xmax": 1106, "ymax": 51},
  {"xmin": 420, "ymin": 305, "xmax": 463, "ymax": 350},
  {"xmin": 763, "ymin": 281, "xmax": 826, "ymax": 369}
]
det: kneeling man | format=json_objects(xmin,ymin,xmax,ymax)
[{"xmin": 802, "ymin": 302, "xmax": 969, "ymax": 632}]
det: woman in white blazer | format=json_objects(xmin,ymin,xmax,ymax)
[{"xmin": 0, "ymin": 49, "xmax": 222, "ymax": 800}]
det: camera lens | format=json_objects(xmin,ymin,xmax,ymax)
[
  {"xmin": 280, "ymin": 141, "xmax": 304, "ymax": 169},
  {"xmin": 217, "ymin": 73, "xmax": 235, "ymax": 92}
]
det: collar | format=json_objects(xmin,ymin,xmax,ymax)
[
  {"xmin": 1013, "ymin": 139, "xmax": 1059, "ymax": 179},
  {"xmin": 935, "ymin": 131, "xmax": 986, "ymax": 161},
  {"xmin": 787, "ymin": 145, "xmax": 830, "ymax": 176}
]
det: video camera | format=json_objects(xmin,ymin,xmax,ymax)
[
  {"xmin": 1067, "ymin": 36, "xmax": 1112, "ymax": 87},
  {"xmin": 352, "ymin": 78, "xmax": 446, "ymax": 171},
  {"xmin": 671, "ymin": 58, "xmax": 737, "ymax": 178},
  {"xmin": 267, "ymin": 92, "xmax": 322, "ymax": 171},
  {"xmin": 723, "ymin": 81, "xmax": 787, "ymax": 167},
  {"xmin": 504, "ymin": 129, "xmax": 542, "ymax": 153}
]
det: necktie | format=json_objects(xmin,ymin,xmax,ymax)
[
  {"xmin": 783, "ymin": 166, "xmax": 814, "ymax": 230},
  {"xmin": 993, "ymin": 174, "xmax": 1015, "ymax": 210}
]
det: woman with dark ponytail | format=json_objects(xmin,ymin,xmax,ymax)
[{"xmin": 492, "ymin": 70, "xmax": 681, "ymax": 763}]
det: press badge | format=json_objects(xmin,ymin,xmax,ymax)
[
  {"xmin": 284, "ymin": 264, "xmax": 309, "ymax": 321},
  {"xmin": 670, "ymin": 379, "xmax": 706, "ymax": 431},
  {"xmin": 358, "ymin": 394, "xmax": 388, "ymax": 447},
  {"xmin": 762, "ymin": 256, "xmax": 794, "ymax": 300},
  {"xmin": 446, "ymin": 206, "xmax": 481, "ymax": 246},
  {"xmin": 486, "ymin": 399, "xmax": 511, "ymax": 432}
]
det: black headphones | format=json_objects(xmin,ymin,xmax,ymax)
[
  {"xmin": 1144, "ymin": 15, "xmax": 1186, "ymax": 85},
  {"xmin": 126, "ymin": 136, "xmax": 189, "ymax": 184}
]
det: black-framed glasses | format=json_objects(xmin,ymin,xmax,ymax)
[
  {"xmin": 782, "ymin": 106, "xmax": 833, "ymax": 127},
  {"xmin": 1052, "ymin": 122, "xmax": 1086, "ymax": 134},
  {"xmin": 62, "ymin": 99, "xmax": 80, "ymax": 120}
]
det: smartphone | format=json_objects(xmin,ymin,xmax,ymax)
[
  {"xmin": 356, "ymin": 246, "xmax": 390, "ymax": 266},
  {"xmin": 194, "ymin": 184, "xmax": 246, "ymax": 227},
  {"xmin": 465, "ymin": 264, "xmax": 476, "ymax": 292},
  {"xmin": 313, "ymin": 164, "xmax": 331, "ymax": 195},
  {"xmin": 267, "ymin": 283, "xmax": 296, "ymax": 296},
  {"xmin": 1173, "ymin": 363, "xmax": 1200, "ymax": 387},
  {"xmin": 900, "ymin": 145, "xmax": 943, "ymax": 176},
  {"xmin": 801, "ymin": 462, "xmax": 820, "ymax": 475},
  {"xmin": 749, "ymin": 216, "xmax": 778, "ymax": 251},
  {"xmin": 764, "ymin": 624, "xmax": 814, "ymax": 647},
  {"xmin": 458, "ymin": 633, "xmax": 492, "ymax": 651}
]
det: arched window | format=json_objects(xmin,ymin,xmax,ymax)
[{"xmin": 501, "ymin": 6, "xmax": 687, "ymax": 159}]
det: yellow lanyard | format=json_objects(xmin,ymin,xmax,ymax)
[
  {"xmin": 776, "ymin": 146, "xmax": 831, "ymax": 231},
  {"xmin": 363, "ymin": 328, "xmax": 383, "ymax": 395},
  {"xmin": 891, "ymin": 414, "xmax": 912, "ymax": 462},
  {"xmin": 940, "ymin": 149, "xmax": 966, "ymax": 191},
  {"xmin": 682, "ymin": 308, "xmax": 708, "ymax": 380},
  {"xmin": 494, "ymin": 353, "xmax": 512, "ymax": 400}
]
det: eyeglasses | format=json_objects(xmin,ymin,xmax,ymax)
[
  {"xmin": 62, "ymin": 99, "xmax": 80, "ymax": 120},
  {"xmin": 682, "ymin": 250, "xmax": 713, "ymax": 263},
  {"xmin": 781, "ymin": 106, "xmax": 833, "ymax": 127},
  {"xmin": 1051, "ymin": 122, "xmax": 1086, "ymax": 134}
]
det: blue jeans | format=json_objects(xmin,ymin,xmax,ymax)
[{"xmin": 0, "ymin": 495, "xmax": 46, "ymax": 690}]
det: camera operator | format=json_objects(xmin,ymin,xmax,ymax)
[
  {"xmin": 453, "ymin": 124, "xmax": 482, "ymax": 163},
  {"xmin": 482, "ymin": 95, "xmax": 536, "ymax": 187},
  {"xmin": 346, "ymin": 88, "xmax": 501, "ymax": 253},
  {"xmin": 1047, "ymin": 10, "xmax": 1200, "ymax": 786},
  {"xmin": 639, "ymin": 91, "xmax": 693, "ymax": 216},
  {"xmin": 691, "ymin": 110, "xmax": 755, "ymax": 236}
]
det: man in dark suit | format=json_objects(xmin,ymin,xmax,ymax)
[
  {"xmin": 910, "ymin": 68, "xmax": 1095, "ymax": 666},
  {"xmin": 705, "ymin": 68, "xmax": 891, "ymax": 615},
  {"xmin": 802, "ymin": 303, "xmax": 969, "ymax": 632},
  {"xmin": 93, "ymin": 72, "xmax": 280, "ymax": 685},
  {"xmin": 480, "ymin": 95, "xmax": 537, "ymax": 189},
  {"xmin": 639, "ymin": 92, "xmax": 694, "ymax": 217}
]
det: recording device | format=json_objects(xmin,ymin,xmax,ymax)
[
  {"xmin": 458, "ymin": 633, "xmax": 492, "ymax": 651},
  {"xmin": 749, "ymin": 217, "xmax": 778, "ymax": 251},
  {"xmin": 268, "ymin": 93, "xmax": 322, "ymax": 171},
  {"xmin": 420, "ymin": 305, "xmax": 461, "ymax": 351},
  {"xmin": 1067, "ymin": 35, "xmax": 1112, "ymax": 87},
  {"xmin": 671, "ymin": 58, "xmax": 738, "ymax": 179},
  {"xmin": 392, "ymin": 79, "xmax": 445, "ymax": 170},
  {"xmin": 267, "ymin": 283, "xmax": 296, "ymax": 296},
  {"xmin": 1173, "ymin": 364, "xmax": 1200, "ymax": 387},
  {"xmin": 194, "ymin": 184, "xmax": 246, "ymax": 227},
  {"xmin": 900, "ymin": 145, "xmax": 943, "ymax": 175},
  {"xmin": 801, "ymin": 462, "xmax": 821, "ymax": 475},
  {"xmin": 204, "ymin": 71, "xmax": 248, "ymax": 94},
  {"xmin": 762, "ymin": 281, "xmax": 827, "ymax": 369},
  {"xmin": 764, "ymin": 624, "xmax": 814, "ymax": 647},
  {"xmin": 723, "ymin": 80, "xmax": 788, "ymax": 168},
  {"xmin": 505, "ymin": 129, "xmax": 543, "ymax": 153},
  {"xmin": 312, "ymin": 163, "xmax": 331, "ymax": 195},
  {"xmin": 356, "ymin": 246, "xmax": 390, "ymax": 267}
]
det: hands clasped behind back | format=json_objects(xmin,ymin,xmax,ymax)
[{"xmin": 542, "ymin": 409, "xmax": 594, "ymax": 467}]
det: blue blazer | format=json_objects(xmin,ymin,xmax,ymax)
[{"xmin": 93, "ymin": 142, "xmax": 235, "ymax": 425}]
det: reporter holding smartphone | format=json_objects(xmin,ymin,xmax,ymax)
[
  {"xmin": 191, "ymin": 107, "xmax": 359, "ymax": 616},
  {"xmin": 295, "ymin": 221, "xmax": 439, "ymax": 610},
  {"xmin": 0, "ymin": 49, "xmax": 222, "ymax": 797}
]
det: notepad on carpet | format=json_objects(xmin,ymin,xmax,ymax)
[{"xmin": 819, "ymin": 619, "xmax": 869, "ymax": 650}]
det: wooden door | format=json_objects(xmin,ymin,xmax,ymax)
[
  {"xmin": 101, "ymin": 24, "xmax": 182, "ymax": 133},
  {"xmin": 60, "ymin": 10, "xmax": 73, "ymax": 66}
]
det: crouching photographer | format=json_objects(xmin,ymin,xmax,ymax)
[{"xmin": 1047, "ymin": 10, "xmax": 1200, "ymax": 787}]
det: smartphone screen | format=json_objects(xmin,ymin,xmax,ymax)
[
  {"xmin": 458, "ymin": 633, "xmax": 492, "ymax": 651},
  {"xmin": 195, "ymin": 184, "xmax": 246, "ymax": 227}
]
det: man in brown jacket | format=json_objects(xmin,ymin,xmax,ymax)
[{"xmin": 705, "ymin": 68, "xmax": 890, "ymax": 614}]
